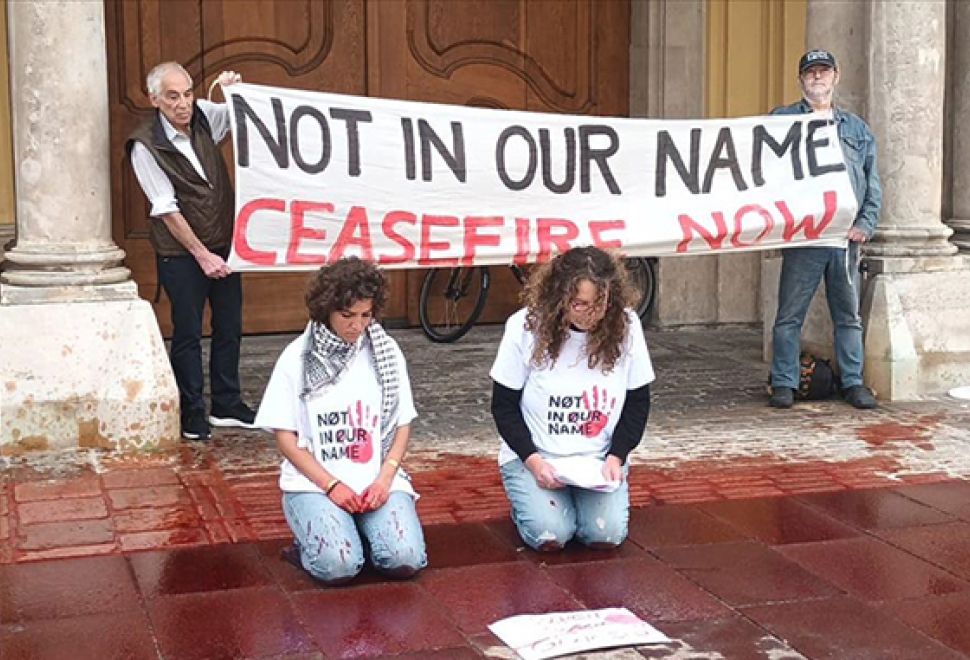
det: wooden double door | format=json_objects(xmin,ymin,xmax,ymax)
[{"xmin": 106, "ymin": 0, "xmax": 630, "ymax": 335}]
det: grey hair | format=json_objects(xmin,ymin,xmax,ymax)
[{"xmin": 146, "ymin": 62, "xmax": 191, "ymax": 97}]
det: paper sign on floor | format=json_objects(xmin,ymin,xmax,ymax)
[{"xmin": 488, "ymin": 608, "xmax": 670, "ymax": 660}]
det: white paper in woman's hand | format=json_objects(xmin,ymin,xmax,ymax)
[{"xmin": 545, "ymin": 455, "xmax": 620, "ymax": 492}]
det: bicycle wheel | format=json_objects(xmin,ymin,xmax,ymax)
[
  {"xmin": 624, "ymin": 257, "xmax": 657, "ymax": 320},
  {"xmin": 418, "ymin": 266, "xmax": 491, "ymax": 343}
]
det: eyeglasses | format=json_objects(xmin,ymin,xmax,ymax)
[{"xmin": 569, "ymin": 296, "xmax": 608, "ymax": 313}]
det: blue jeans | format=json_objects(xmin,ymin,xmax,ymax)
[
  {"xmin": 500, "ymin": 458, "xmax": 630, "ymax": 551},
  {"xmin": 157, "ymin": 248, "xmax": 243, "ymax": 418},
  {"xmin": 771, "ymin": 245, "xmax": 864, "ymax": 390},
  {"xmin": 282, "ymin": 491, "xmax": 427, "ymax": 583}
]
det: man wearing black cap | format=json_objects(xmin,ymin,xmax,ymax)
[{"xmin": 768, "ymin": 49, "xmax": 882, "ymax": 410}]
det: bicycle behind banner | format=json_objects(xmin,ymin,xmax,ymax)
[{"xmin": 418, "ymin": 257, "xmax": 657, "ymax": 343}]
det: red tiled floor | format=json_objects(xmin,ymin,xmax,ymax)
[
  {"xmin": 795, "ymin": 488, "xmax": 956, "ymax": 529},
  {"xmin": 15, "ymin": 542, "xmax": 118, "ymax": 563},
  {"xmin": 0, "ymin": 555, "xmax": 140, "ymax": 622},
  {"xmin": 423, "ymin": 522, "xmax": 522, "ymax": 569},
  {"xmin": 129, "ymin": 543, "xmax": 275, "ymax": 598},
  {"xmin": 16, "ymin": 518, "xmax": 115, "ymax": 552},
  {"xmin": 652, "ymin": 541, "xmax": 842, "ymax": 607},
  {"xmin": 13, "ymin": 474, "xmax": 101, "ymax": 502},
  {"xmin": 778, "ymin": 536, "xmax": 970, "ymax": 602},
  {"xmin": 118, "ymin": 527, "xmax": 210, "ymax": 553},
  {"xmin": 111, "ymin": 503, "xmax": 202, "ymax": 533},
  {"xmin": 292, "ymin": 582, "xmax": 464, "ymax": 657},
  {"xmin": 742, "ymin": 595, "xmax": 965, "ymax": 659},
  {"xmin": 0, "ymin": 610, "xmax": 156, "ymax": 660},
  {"xmin": 253, "ymin": 537, "xmax": 403, "ymax": 593},
  {"xmin": 391, "ymin": 648, "xmax": 482, "ymax": 659},
  {"xmin": 16, "ymin": 497, "xmax": 108, "ymax": 525},
  {"xmin": 106, "ymin": 485, "xmax": 193, "ymax": 511},
  {"xmin": 698, "ymin": 496, "xmax": 861, "ymax": 545},
  {"xmin": 101, "ymin": 466, "xmax": 180, "ymax": 489},
  {"xmin": 875, "ymin": 521, "xmax": 970, "ymax": 581},
  {"xmin": 419, "ymin": 562, "xmax": 582, "ymax": 633},
  {"xmin": 881, "ymin": 590, "xmax": 970, "ymax": 656},
  {"xmin": 894, "ymin": 480, "xmax": 970, "ymax": 520},
  {"xmin": 638, "ymin": 615, "xmax": 801, "ymax": 660},
  {"xmin": 254, "ymin": 538, "xmax": 319, "ymax": 592},
  {"xmin": 626, "ymin": 504, "xmax": 747, "ymax": 548},
  {"xmin": 485, "ymin": 518, "xmax": 648, "ymax": 565},
  {"xmin": 148, "ymin": 586, "xmax": 315, "ymax": 659},
  {"xmin": 546, "ymin": 556, "xmax": 731, "ymax": 622}
]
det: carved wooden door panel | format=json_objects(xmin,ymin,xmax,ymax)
[
  {"xmin": 106, "ymin": 0, "xmax": 408, "ymax": 335},
  {"xmin": 368, "ymin": 0, "xmax": 630, "ymax": 325},
  {"xmin": 106, "ymin": 0, "xmax": 629, "ymax": 334}
]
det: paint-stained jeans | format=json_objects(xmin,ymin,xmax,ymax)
[
  {"xmin": 282, "ymin": 491, "xmax": 427, "ymax": 583},
  {"xmin": 500, "ymin": 458, "xmax": 630, "ymax": 551},
  {"xmin": 770, "ymin": 244, "xmax": 865, "ymax": 390}
]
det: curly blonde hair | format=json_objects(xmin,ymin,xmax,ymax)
[{"xmin": 523, "ymin": 247, "xmax": 635, "ymax": 372}]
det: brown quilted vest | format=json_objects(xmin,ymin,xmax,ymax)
[{"xmin": 126, "ymin": 104, "xmax": 235, "ymax": 256}]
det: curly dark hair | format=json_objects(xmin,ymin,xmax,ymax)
[
  {"xmin": 305, "ymin": 257, "xmax": 388, "ymax": 324},
  {"xmin": 523, "ymin": 246, "xmax": 635, "ymax": 372}
]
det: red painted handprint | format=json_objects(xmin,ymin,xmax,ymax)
[
  {"xmin": 581, "ymin": 385, "xmax": 616, "ymax": 437},
  {"xmin": 347, "ymin": 400, "xmax": 378, "ymax": 463}
]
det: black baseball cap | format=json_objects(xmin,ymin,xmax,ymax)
[{"xmin": 799, "ymin": 49, "xmax": 837, "ymax": 74}]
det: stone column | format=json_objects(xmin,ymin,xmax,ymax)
[
  {"xmin": 865, "ymin": 1, "xmax": 956, "ymax": 261},
  {"xmin": 0, "ymin": 1, "xmax": 178, "ymax": 451},
  {"xmin": 859, "ymin": 0, "xmax": 970, "ymax": 398},
  {"xmin": 949, "ymin": 0, "xmax": 970, "ymax": 252},
  {"xmin": 1, "ymin": 1, "xmax": 132, "ymax": 301}
]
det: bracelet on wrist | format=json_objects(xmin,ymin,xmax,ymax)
[
  {"xmin": 324, "ymin": 478, "xmax": 341, "ymax": 495},
  {"xmin": 386, "ymin": 457, "xmax": 400, "ymax": 470}
]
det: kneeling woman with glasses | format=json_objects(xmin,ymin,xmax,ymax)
[
  {"xmin": 256, "ymin": 257, "xmax": 426, "ymax": 584},
  {"xmin": 490, "ymin": 246, "xmax": 654, "ymax": 551}
]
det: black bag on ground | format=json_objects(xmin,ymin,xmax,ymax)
[{"xmin": 797, "ymin": 353, "xmax": 839, "ymax": 400}]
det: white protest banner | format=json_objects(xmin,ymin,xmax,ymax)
[
  {"xmin": 225, "ymin": 82, "xmax": 857, "ymax": 271},
  {"xmin": 488, "ymin": 608, "xmax": 670, "ymax": 660}
]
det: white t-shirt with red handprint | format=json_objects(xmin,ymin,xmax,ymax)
[
  {"xmin": 255, "ymin": 331, "xmax": 418, "ymax": 496},
  {"xmin": 490, "ymin": 308, "xmax": 654, "ymax": 466}
]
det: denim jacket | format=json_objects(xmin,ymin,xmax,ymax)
[{"xmin": 771, "ymin": 100, "xmax": 882, "ymax": 238}]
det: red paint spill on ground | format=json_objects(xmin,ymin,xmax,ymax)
[
  {"xmin": 0, "ymin": 449, "xmax": 957, "ymax": 564},
  {"xmin": 856, "ymin": 415, "xmax": 942, "ymax": 450}
]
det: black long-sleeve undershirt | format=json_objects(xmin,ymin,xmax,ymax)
[
  {"xmin": 491, "ymin": 381, "xmax": 537, "ymax": 463},
  {"xmin": 490, "ymin": 380, "xmax": 651, "ymax": 464}
]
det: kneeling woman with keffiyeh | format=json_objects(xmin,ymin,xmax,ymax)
[{"xmin": 256, "ymin": 257, "xmax": 427, "ymax": 584}]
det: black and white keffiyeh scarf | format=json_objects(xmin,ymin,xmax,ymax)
[{"xmin": 302, "ymin": 320, "xmax": 400, "ymax": 459}]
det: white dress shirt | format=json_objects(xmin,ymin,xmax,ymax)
[{"xmin": 129, "ymin": 100, "xmax": 231, "ymax": 218}]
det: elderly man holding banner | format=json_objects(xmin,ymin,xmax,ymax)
[
  {"xmin": 768, "ymin": 49, "xmax": 882, "ymax": 410},
  {"xmin": 127, "ymin": 62, "xmax": 258, "ymax": 440}
]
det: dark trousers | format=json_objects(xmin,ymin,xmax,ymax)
[{"xmin": 157, "ymin": 251, "xmax": 243, "ymax": 418}]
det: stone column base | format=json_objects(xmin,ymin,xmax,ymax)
[
  {"xmin": 0, "ymin": 299, "xmax": 179, "ymax": 453},
  {"xmin": 862, "ymin": 258, "xmax": 970, "ymax": 400}
]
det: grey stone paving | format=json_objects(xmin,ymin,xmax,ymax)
[
  {"xmin": 237, "ymin": 322, "xmax": 970, "ymax": 479},
  {"xmin": 4, "ymin": 322, "xmax": 969, "ymax": 483}
]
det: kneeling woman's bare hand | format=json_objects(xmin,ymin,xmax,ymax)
[
  {"xmin": 602, "ymin": 455, "xmax": 624, "ymax": 483},
  {"xmin": 361, "ymin": 478, "xmax": 391, "ymax": 512},
  {"xmin": 328, "ymin": 483, "xmax": 364, "ymax": 513},
  {"xmin": 525, "ymin": 454, "xmax": 564, "ymax": 489}
]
